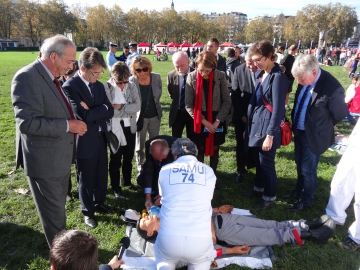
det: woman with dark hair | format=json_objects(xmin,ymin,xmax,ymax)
[
  {"xmin": 129, "ymin": 56, "xmax": 162, "ymax": 173},
  {"xmin": 185, "ymin": 51, "xmax": 231, "ymax": 176},
  {"xmin": 104, "ymin": 61, "xmax": 141, "ymax": 198},
  {"xmin": 243, "ymin": 40, "xmax": 288, "ymax": 210}
]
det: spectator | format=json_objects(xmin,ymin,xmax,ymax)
[
  {"xmin": 243, "ymin": 40, "xmax": 288, "ymax": 210},
  {"xmin": 103, "ymin": 61, "xmax": 141, "ymax": 199},
  {"xmin": 325, "ymin": 120, "xmax": 360, "ymax": 251},
  {"xmin": 231, "ymin": 51, "xmax": 261, "ymax": 183},
  {"xmin": 344, "ymin": 75, "xmax": 360, "ymax": 125},
  {"xmin": 276, "ymin": 45, "xmax": 285, "ymax": 64},
  {"xmin": 126, "ymin": 42, "xmax": 139, "ymax": 73},
  {"xmin": 129, "ymin": 56, "xmax": 162, "ymax": 173},
  {"xmin": 283, "ymin": 54, "xmax": 347, "ymax": 212},
  {"xmin": 225, "ymin": 48, "xmax": 240, "ymax": 89},
  {"xmin": 206, "ymin": 37, "xmax": 226, "ymax": 73},
  {"xmin": 185, "ymin": 51, "xmax": 231, "ymax": 177},
  {"xmin": 11, "ymin": 35, "xmax": 86, "ymax": 246},
  {"xmin": 106, "ymin": 42, "xmax": 118, "ymax": 72},
  {"xmin": 167, "ymin": 51, "xmax": 194, "ymax": 138},
  {"xmin": 117, "ymin": 45, "xmax": 130, "ymax": 63},
  {"xmin": 63, "ymin": 47, "xmax": 115, "ymax": 228},
  {"xmin": 50, "ymin": 230, "xmax": 123, "ymax": 270},
  {"xmin": 234, "ymin": 46, "xmax": 245, "ymax": 64},
  {"xmin": 280, "ymin": 44, "xmax": 298, "ymax": 110}
]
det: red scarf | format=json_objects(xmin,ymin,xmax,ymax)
[{"xmin": 194, "ymin": 71, "xmax": 214, "ymax": 156}]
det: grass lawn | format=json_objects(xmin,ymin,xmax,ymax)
[{"xmin": 0, "ymin": 51, "xmax": 358, "ymax": 270}]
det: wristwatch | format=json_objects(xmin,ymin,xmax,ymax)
[
  {"xmin": 215, "ymin": 119, "xmax": 220, "ymax": 122},
  {"xmin": 266, "ymin": 134, "xmax": 274, "ymax": 138}
]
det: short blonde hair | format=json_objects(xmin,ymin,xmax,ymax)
[{"xmin": 131, "ymin": 56, "xmax": 153, "ymax": 76}]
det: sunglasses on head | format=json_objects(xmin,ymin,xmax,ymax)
[{"xmin": 135, "ymin": 67, "xmax": 149, "ymax": 73}]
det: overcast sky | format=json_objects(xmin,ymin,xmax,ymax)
[{"xmin": 63, "ymin": 0, "xmax": 360, "ymax": 19}]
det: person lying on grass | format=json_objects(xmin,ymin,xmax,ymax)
[{"xmin": 137, "ymin": 205, "xmax": 336, "ymax": 256}]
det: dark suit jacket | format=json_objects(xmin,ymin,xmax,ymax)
[
  {"xmin": 246, "ymin": 64, "xmax": 288, "ymax": 149},
  {"xmin": 11, "ymin": 59, "xmax": 74, "ymax": 178},
  {"xmin": 167, "ymin": 67, "xmax": 194, "ymax": 127},
  {"xmin": 217, "ymin": 54, "xmax": 226, "ymax": 73},
  {"xmin": 139, "ymin": 135, "xmax": 177, "ymax": 191},
  {"xmin": 231, "ymin": 63, "xmax": 257, "ymax": 125},
  {"xmin": 280, "ymin": 54, "xmax": 295, "ymax": 83},
  {"xmin": 291, "ymin": 69, "xmax": 347, "ymax": 155},
  {"xmin": 63, "ymin": 73, "xmax": 114, "ymax": 159}
]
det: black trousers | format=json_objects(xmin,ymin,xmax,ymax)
[
  {"xmin": 234, "ymin": 122, "xmax": 247, "ymax": 174},
  {"xmin": 171, "ymin": 109, "xmax": 193, "ymax": 139},
  {"xmin": 77, "ymin": 132, "xmax": 108, "ymax": 218},
  {"xmin": 109, "ymin": 122, "xmax": 136, "ymax": 191}
]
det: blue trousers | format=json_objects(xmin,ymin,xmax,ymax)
[{"xmin": 294, "ymin": 130, "xmax": 320, "ymax": 206}]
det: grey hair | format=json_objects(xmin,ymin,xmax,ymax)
[
  {"xmin": 245, "ymin": 49, "xmax": 251, "ymax": 60},
  {"xmin": 172, "ymin": 51, "xmax": 188, "ymax": 63},
  {"xmin": 291, "ymin": 54, "xmax": 319, "ymax": 77},
  {"xmin": 40, "ymin": 35, "xmax": 76, "ymax": 58},
  {"xmin": 171, "ymin": 138, "xmax": 198, "ymax": 158},
  {"xmin": 150, "ymin": 139, "xmax": 169, "ymax": 155}
]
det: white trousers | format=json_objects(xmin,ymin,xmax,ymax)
[
  {"xmin": 155, "ymin": 234, "xmax": 216, "ymax": 270},
  {"xmin": 326, "ymin": 122, "xmax": 360, "ymax": 244}
]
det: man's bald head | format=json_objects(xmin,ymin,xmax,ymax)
[{"xmin": 150, "ymin": 139, "xmax": 170, "ymax": 162}]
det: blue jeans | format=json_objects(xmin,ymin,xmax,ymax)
[
  {"xmin": 252, "ymin": 146, "xmax": 277, "ymax": 201},
  {"xmin": 294, "ymin": 131, "xmax": 320, "ymax": 206}
]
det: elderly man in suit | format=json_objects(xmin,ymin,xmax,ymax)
[
  {"xmin": 231, "ymin": 51, "xmax": 261, "ymax": 183},
  {"xmin": 136, "ymin": 135, "xmax": 177, "ymax": 209},
  {"xmin": 283, "ymin": 54, "xmax": 347, "ymax": 212},
  {"xmin": 63, "ymin": 47, "xmax": 114, "ymax": 228},
  {"xmin": 11, "ymin": 35, "xmax": 87, "ymax": 246},
  {"xmin": 167, "ymin": 51, "xmax": 194, "ymax": 138},
  {"xmin": 206, "ymin": 37, "xmax": 226, "ymax": 73}
]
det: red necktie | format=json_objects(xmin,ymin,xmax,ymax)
[{"xmin": 53, "ymin": 78, "xmax": 75, "ymax": 120}]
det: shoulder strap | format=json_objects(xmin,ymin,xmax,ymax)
[{"xmin": 259, "ymin": 83, "xmax": 273, "ymax": 113}]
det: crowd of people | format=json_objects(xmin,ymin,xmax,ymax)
[{"xmin": 10, "ymin": 33, "xmax": 360, "ymax": 269}]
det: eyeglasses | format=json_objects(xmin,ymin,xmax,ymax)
[
  {"xmin": 88, "ymin": 69, "xmax": 104, "ymax": 77},
  {"xmin": 115, "ymin": 80, "xmax": 129, "ymax": 86},
  {"xmin": 135, "ymin": 67, "xmax": 149, "ymax": 73},
  {"xmin": 252, "ymin": 56, "xmax": 265, "ymax": 63}
]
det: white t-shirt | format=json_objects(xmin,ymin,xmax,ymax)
[
  {"xmin": 158, "ymin": 155, "xmax": 216, "ymax": 237},
  {"xmin": 345, "ymin": 84, "xmax": 356, "ymax": 104}
]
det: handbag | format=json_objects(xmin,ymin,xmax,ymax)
[
  {"xmin": 260, "ymin": 85, "xmax": 292, "ymax": 146},
  {"xmin": 136, "ymin": 77, "xmax": 152, "ymax": 132}
]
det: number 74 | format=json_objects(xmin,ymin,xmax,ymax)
[{"xmin": 182, "ymin": 173, "xmax": 195, "ymax": 183}]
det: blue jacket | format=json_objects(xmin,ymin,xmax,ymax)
[{"xmin": 246, "ymin": 63, "xmax": 288, "ymax": 149}]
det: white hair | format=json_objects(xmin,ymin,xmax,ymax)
[
  {"xmin": 291, "ymin": 54, "xmax": 319, "ymax": 77},
  {"xmin": 172, "ymin": 51, "xmax": 188, "ymax": 63},
  {"xmin": 40, "ymin": 35, "xmax": 76, "ymax": 58}
]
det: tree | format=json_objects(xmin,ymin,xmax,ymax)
[
  {"xmin": 69, "ymin": 3, "xmax": 88, "ymax": 46},
  {"xmin": 213, "ymin": 14, "xmax": 238, "ymax": 42},
  {"xmin": 42, "ymin": 0, "xmax": 77, "ymax": 37},
  {"xmin": 108, "ymin": 5, "xmax": 126, "ymax": 45},
  {"xmin": 244, "ymin": 18, "xmax": 274, "ymax": 43},
  {"xmin": 86, "ymin": 4, "xmax": 110, "ymax": 46},
  {"xmin": 295, "ymin": 3, "xmax": 358, "ymax": 47},
  {"xmin": 283, "ymin": 17, "xmax": 300, "ymax": 46},
  {"xmin": 17, "ymin": 0, "xmax": 46, "ymax": 46},
  {"xmin": 179, "ymin": 10, "xmax": 206, "ymax": 44},
  {"xmin": 124, "ymin": 8, "xmax": 149, "ymax": 43},
  {"xmin": 0, "ymin": 0, "xmax": 19, "ymax": 38}
]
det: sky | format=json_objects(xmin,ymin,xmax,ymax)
[{"xmin": 63, "ymin": 0, "xmax": 360, "ymax": 19}]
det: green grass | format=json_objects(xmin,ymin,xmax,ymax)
[{"xmin": 0, "ymin": 51, "xmax": 359, "ymax": 270}]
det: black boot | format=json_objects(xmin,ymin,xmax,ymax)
[
  {"xmin": 305, "ymin": 214, "xmax": 331, "ymax": 230},
  {"xmin": 300, "ymin": 231, "xmax": 311, "ymax": 239},
  {"xmin": 308, "ymin": 219, "xmax": 336, "ymax": 244}
]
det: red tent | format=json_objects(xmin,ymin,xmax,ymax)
[
  {"xmin": 192, "ymin": 41, "xmax": 204, "ymax": 47},
  {"xmin": 179, "ymin": 41, "xmax": 192, "ymax": 48},
  {"xmin": 167, "ymin": 41, "xmax": 180, "ymax": 47},
  {"xmin": 219, "ymin": 42, "xmax": 235, "ymax": 47},
  {"xmin": 138, "ymin": 41, "xmax": 151, "ymax": 47},
  {"xmin": 155, "ymin": 42, "xmax": 167, "ymax": 47}
]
